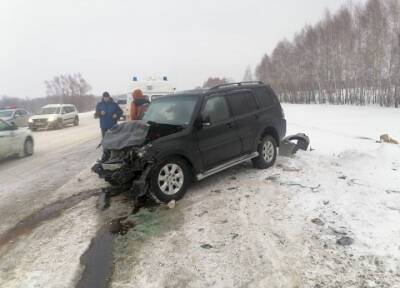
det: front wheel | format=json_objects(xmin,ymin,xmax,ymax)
[
  {"xmin": 23, "ymin": 138, "xmax": 34, "ymax": 157},
  {"xmin": 74, "ymin": 116, "xmax": 79, "ymax": 126},
  {"xmin": 149, "ymin": 157, "xmax": 191, "ymax": 203},
  {"xmin": 57, "ymin": 119, "xmax": 64, "ymax": 129},
  {"xmin": 252, "ymin": 135, "xmax": 277, "ymax": 169}
]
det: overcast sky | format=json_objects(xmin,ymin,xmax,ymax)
[{"xmin": 0, "ymin": 0, "xmax": 363, "ymax": 98}]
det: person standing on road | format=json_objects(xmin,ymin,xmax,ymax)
[
  {"xmin": 95, "ymin": 92, "xmax": 123, "ymax": 137},
  {"xmin": 129, "ymin": 89, "xmax": 150, "ymax": 121}
]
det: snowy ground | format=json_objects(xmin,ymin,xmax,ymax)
[{"xmin": 0, "ymin": 105, "xmax": 399, "ymax": 288}]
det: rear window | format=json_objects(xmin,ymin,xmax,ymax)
[
  {"xmin": 227, "ymin": 91, "xmax": 258, "ymax": 116},
  {"xmin": 254, "ymin": 86, "xmax": 278, "ymax": 108}
]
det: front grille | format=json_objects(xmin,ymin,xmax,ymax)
[{"xmin": 34, "ymin": 119, "xmax": 48, "ymax": 124}]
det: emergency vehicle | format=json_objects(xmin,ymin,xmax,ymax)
[{"xmin": 126, "ymin": 76, "xmax": 175, "ymax": 119}]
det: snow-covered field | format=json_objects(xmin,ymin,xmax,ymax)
[
  {"xmin": 0, "ymin": 105, "xmax": 399, "ymax": 288},
  {"xmin": 111, "ymin": 104, "xmax": 400, "ymax": 288}
]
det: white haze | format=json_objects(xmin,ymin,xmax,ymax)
[{"xmin": 0, "ymin": 0, "xmax": 364, "ymax": 98}]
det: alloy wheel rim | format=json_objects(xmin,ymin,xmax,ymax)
[
  {"xmin": 158, "ymin": 163, "xmax": 184, "ymax": 195},
  {"xmin": 262, "ymin": 140, "xmax": 274, "ymax": 162}
]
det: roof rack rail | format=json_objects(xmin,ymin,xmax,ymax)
[{"xmin": 210, "ymin": 81, "xmax": 264, "ymax": 90}]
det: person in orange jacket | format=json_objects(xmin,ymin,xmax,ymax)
[{"xmin": 130, "ymin": 89, "xmax": 150, "ymax": 120}]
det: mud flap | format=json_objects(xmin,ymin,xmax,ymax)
[{"xmin": 279, "ymin": 133, "xmax": 310, "ymax": 157}]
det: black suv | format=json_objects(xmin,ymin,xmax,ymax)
[{"xmin": 93, "ymin": 82, "xmax": 286, "ymax": 203}]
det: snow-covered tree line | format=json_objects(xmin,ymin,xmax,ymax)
[{"xmin": 255, "ymin": 0, "xmax": 400, "ymax": 107}]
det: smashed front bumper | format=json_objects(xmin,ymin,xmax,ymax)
[{"xmin": 92, "ymin": 147, "xmax": 154, "ymax": 198}]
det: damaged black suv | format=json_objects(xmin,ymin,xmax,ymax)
[{"xmin": 93, "ymin": 82, "xmax": 286, "ymax": 203}]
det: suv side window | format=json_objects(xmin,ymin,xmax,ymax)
[
  {"xmin": 227, "ymin": 91, "xmax": 258, "ymax": 116},
  {"xmin": 254, "ymin": 86, "xmax": 277, "ymax": 108},
  {"xmin": 202, "ymin": 96, "xmax": 230, "ymax": 123}
]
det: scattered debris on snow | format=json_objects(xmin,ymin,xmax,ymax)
[
  {"xmin": 380, "ymin": 134, "xmax": 399, "ymax": 144},
  {"xmin": 200, "ymin": 243, "xmax": 213, "ymax": 249},
  {"xmin": 336, "ymin": 236, "xmax": 354, "ymax": 246},
  {"xmin": 167, "ymin": 200, "xmax": 176, "ymax": 209},
  {"xmin": 311, "ymin": 218, "xmax": 325, "ymax": 226}
]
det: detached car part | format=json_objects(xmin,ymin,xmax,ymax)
[
  {"xmin": 279, "ymin": 133, "xmax": 310, "ymax": 157},
  {"xmin": 92, "ymin": 83, "xmax": 287, "ymax": 204}
]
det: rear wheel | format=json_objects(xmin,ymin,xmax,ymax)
[
  {"xmin": 252, "ymin": 135, "xmax": 277, "ymax": 169},
  {"xmin": 24, "ymin": 138, "xmax": 34, "ymax": 157},
  {"xmin": 149, "ymin": 157, "xmax": 190, "ymax": 203}
]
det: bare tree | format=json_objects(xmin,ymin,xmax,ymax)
[
  {"xmin": 45, "ymin": 73, "xmax": 92, "ymax": 99},
  {"xmin": 254, "ymin": 0, "xmax": 400, "ymax": 108},
  {"xmin": 202, "ymin": 77, "xmax": 229, "ymax": 88},
  {"xmin": 242, "ymin": 66, "xmax": 254, "ymax": 81}
]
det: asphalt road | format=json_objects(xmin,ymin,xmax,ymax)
[{"xmin": 0, "ymin": 113, "xmax": 101, "ymax": 235}]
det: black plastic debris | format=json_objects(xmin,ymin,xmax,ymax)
[
  {"xmin": 279, "ymin": 133, "xmax": 310, "ymax": 157},
  {"xmin": 337, "ymin": 236, "xmax": 354, "ymax": 246}
]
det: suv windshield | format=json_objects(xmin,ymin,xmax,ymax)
[
  {"xmin": 141, "ymin": 96, "xmax": 197, "ymax": 126},
  {"xmin": 0, "ymin": 110, "xmax": 13, "ymax": 117},
  {"xmin": 40, "ymin": 107, "xmax": 60, "ymax": 115}
]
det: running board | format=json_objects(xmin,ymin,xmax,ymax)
[{"xmin": 196, "ymin": 152, "xmax": 259, "ymax": 181}]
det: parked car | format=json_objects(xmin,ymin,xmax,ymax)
[
  {"xmin": 93, "ymin": 81, "xmax": 286, "ymax": 203},
  {"xmin": 0, "ymin": 119, "xmax": 34, "ymax": 160},
  {"xmin": 0, "ymin": 108, "xmax": 32, "ymax": 127},
  {"xmin": 28, "ymin": 104, "xmax": 79, "ymax": 131}
]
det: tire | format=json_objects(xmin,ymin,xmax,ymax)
[
  {"xmin": 148, "ymin": 157, "xmax": 191, "ymax": 203},
  {"xmin": 24, "ymin": 138, "xmax": 34, "ymax": 157},
  {"xmin": 57, "ymin": 119, "xmax": 63, "ymax": 129},
  {"xmin": 74, "ymin": 116, "xmax": 79, "ymax": 126},
  {"xmin": 252, "ymin": 135, "xmax": 277, "ymax": 169}
]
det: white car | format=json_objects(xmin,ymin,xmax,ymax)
[
  {"xmin": 0, "ymin": 108, "xmax": 32, "ymax": 127},
  {"xmin": 28, "ymin": 104, "xmax": 79, "ymax": 131},
  {"xmin": 0, "ymin": 119, "xmax": 34, "ymax": 159}
]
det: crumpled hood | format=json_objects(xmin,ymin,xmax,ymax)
[
  {"xmin": 101, "ymin": 120, "xmax": 183, "ymax": 150},
  {"xmin": 102, "ymin": 121, "xmax": 149, "ymax": 150}
]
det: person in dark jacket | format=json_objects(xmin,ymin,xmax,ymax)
[{"xmin": 95, "ymin": 92, "xmax": 123, "ymax": 137}]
